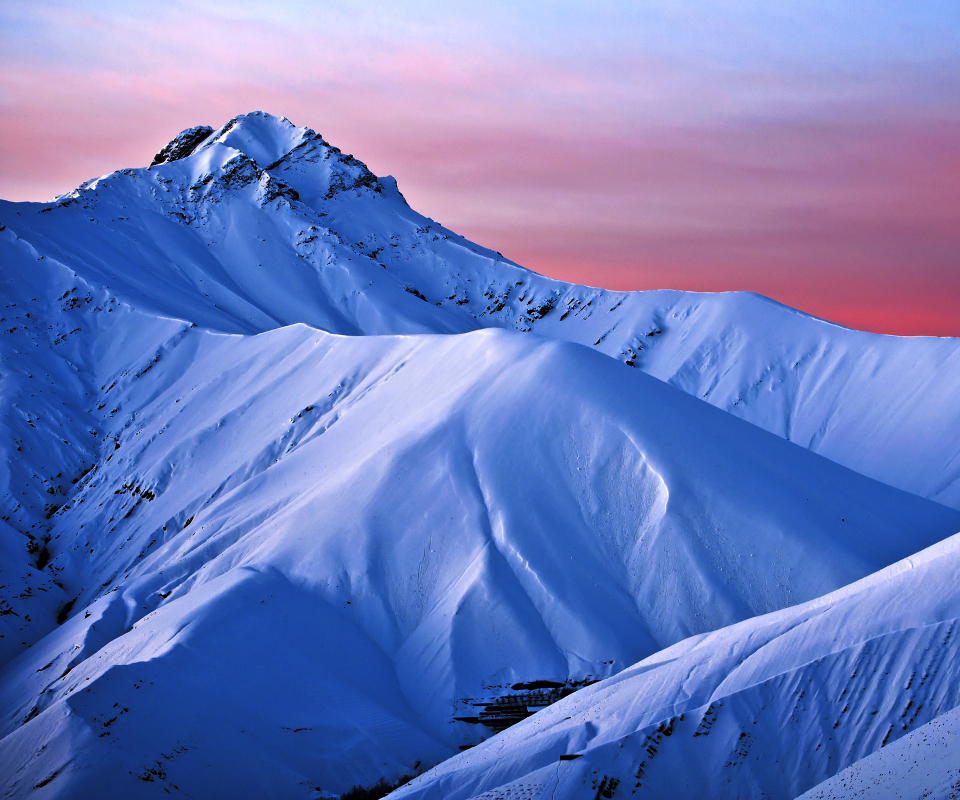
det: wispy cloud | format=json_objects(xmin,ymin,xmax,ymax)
[{"xmin": 1, "ymin": 1, "xmax": 957, "ymax": 334}]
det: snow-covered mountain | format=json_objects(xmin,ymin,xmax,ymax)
[
  {"xmin": 3, "ymin": 112, "xmax": 959, "ymax": 511},
  {"xmin": 389, "ymin": 530, "xmax": 960, "ymax": 800},
  {"xmin": 1, "ymin": 263, "xmax": 955, "ymax": 795},
  {"xmin": 0, "ymin": 112, "xmax": 958, "ymax": 798}
]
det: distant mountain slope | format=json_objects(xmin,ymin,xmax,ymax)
[
  {"xmin": 389, "ymin": 531, "xmax": 960, "ymax": 800},
  {"xmin": 1, "ymin": 112, "xmax": 958, "ymax": 510},
  {"xmin": 0, "ymin": 245, "xmax": 957, "ymax": 795},
  {"xmin": 0, "ymin": 224, "xmax": 198, "ymax": 663}
]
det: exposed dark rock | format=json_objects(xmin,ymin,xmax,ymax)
[
  {"xmin": 458, "ymin": 678, "xmax": 599, "ymax": 733},
  {"xmin": 324, "ymin": 153, "xmax": 383, "ymax": 199},
  {"xmin": 511, "ymin": 679, "xmax": 565, "ymax": 691},
  {"xmin": 257, "ymin": 174, "xmax": 301, "ymax": 206},
  {"xmin": 526, "ymin": 298, "xmax": 556, "ymax": 320},
  {"xmin": 55, "ymin": 598, "xmax": 76, "ymax": 624},
  {"xmin": 34, "ymin": 543, "xmax": 51, "ymax": 570},
  {"xmin": 208, "ymin": 155, "xmax": 260, "ymax": 197},
  {"xmin": 32, "ymin": 770, "xmax": 59, "ymax": 789},
  {"xmin": 340, "ymin": 774, "xmax": 414, "ymax": 799},
  {"xmin": 151, "ymin": 126, "xmax": 215, "ymax": 166}
]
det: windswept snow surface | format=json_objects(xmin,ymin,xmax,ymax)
[
  {"xmin": 391, "ymin": 532, "xmax": 960, "ymax": 800},
  {"xmin": 0, "ymin": 112, "xmax": 958, "ymax": 797}
]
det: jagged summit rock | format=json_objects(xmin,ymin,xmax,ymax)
[
  {"xmin": 150, "ymin": 112, "xmax": 312, "ymax": 169},
  {"xmin": 150, "ymin": 124, "xmax": 214, "ymax": 166}
]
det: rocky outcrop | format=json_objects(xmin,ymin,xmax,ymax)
[{"xmin": 150, "ymin": 125, "xmax": 215, "ymax": 166}]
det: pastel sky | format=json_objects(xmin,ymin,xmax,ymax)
[{"xmin": 2, "ymin": 1, "xmax": 958, "ymax": 335}]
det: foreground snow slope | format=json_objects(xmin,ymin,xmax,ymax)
[
  {"xmin": 1, "ymin": 112, "xmax": 958, "ymax": 509},
  {"xmin": 0, "ymin": 246, "xmax": 957, "ymax": 796},
  {"xmin": 391, "ymin": 531, "xmax": 960, "ymax": 800}
]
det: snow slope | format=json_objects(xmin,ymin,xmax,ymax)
[
  {"xmin": 390, "ymin": 531, "xmax": 960, "ymax": 800},
  {"xmin": 1, "ymin": 112, "xmax": 958, "ymax": 510},
  {"xmin": 0, "ymin": 246, "xmax": 957, "ymax": 795},
  {"xmin": 797, "ymin": 703, "xmax": 960, "ymax": 800}
]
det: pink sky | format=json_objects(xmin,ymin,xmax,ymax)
[{"xmin": 2, "ymin": 2, "xmax": 958, "ymax": 336}]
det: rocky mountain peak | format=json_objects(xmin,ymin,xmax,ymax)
[{"xmin": 150, "ymin": 125, "xmax": 214, "ymax": 166}]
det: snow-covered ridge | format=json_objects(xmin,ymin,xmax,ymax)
[
  {"xmin": 797, "ymin": 703, "xmax": 960, "ymax": 799},
  {"xmin": 0, "ymin": 283, "xmax": 956, "ymax": 795},
  {"xmin": 150, "ymin": 125, "xmax": 214, "ymax": 166}
]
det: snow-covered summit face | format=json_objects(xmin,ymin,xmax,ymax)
[
  {"xmin": 197, "ymin": 112, "xmax": 311, "ymax": 168},
  {"xmin": 0, "ymin": 112, "xmax": 959, "ymax": 798},
  {"xmin": 151, "ymin": 111, "xmax": 391, "ymax": 212},
  {"xmin": 150, "ymin": 112, "xmax": 322, "ymax": 171}
]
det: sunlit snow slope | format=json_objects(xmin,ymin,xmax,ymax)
[
  {"xmin": 391, "ymin": 531, "xmax": 960, "ymax": 800},
  {"xmin": 1, "ymin": 112, "xmax": 958, "ymax": 510},
  {"xmin": 0, "ymin": 112, "xmax": 958, "ymax": 798}
]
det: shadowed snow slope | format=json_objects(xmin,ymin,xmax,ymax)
[
  {"xmin": 390, "ymin": 532, "xmax": 960, "ymax": 800},
  {"xmin": 0, "ymin": 112, "xmax": 958, "ymax": 798},
  {"xmin": 1, "ymin": 111, "xmax": 958, "ymax": 510}
]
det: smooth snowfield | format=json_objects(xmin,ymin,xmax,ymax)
[
  {"xmin": 391, "ymin": 531, "xmax": 960, "ymax": 800},
  {"xmin": 2, "ymin": 112, "xmax": 959, "ymax": 509}
]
